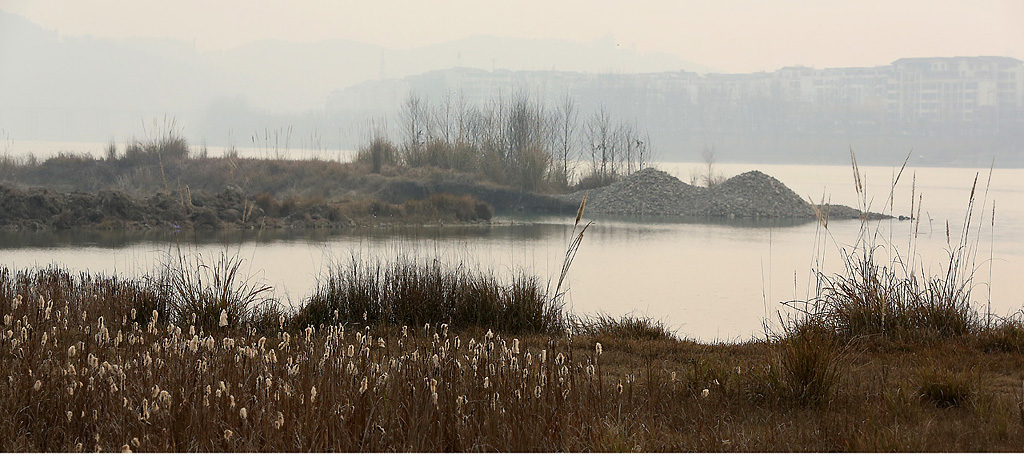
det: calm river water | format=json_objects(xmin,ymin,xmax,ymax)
[{"xmin": 2, "ymin": 161, "xmax": 1021, "ymax": 342}]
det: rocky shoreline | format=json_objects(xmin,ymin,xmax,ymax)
[{"xmin": 563, "ymin": 168, "xmax": 885, "ymax": 220}]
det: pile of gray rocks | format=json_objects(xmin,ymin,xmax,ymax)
[{"xmin": 565, "ymin": 168, "xmax": 872, "ymax": 220}]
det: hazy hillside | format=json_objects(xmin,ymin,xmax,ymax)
[{"xmin": 0, "ymin": 10, "xmax": 706, "ymax": 147}]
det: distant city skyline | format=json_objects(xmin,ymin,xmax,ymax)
[
  {"xmin": 1, "ymin": 0, "xmax": 1022, "ymax": 74},
  {"xmin": 1, "ymin": 3, "xmax": 1022, "ymax": 167}
]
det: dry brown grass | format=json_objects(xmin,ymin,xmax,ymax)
[{"xmin": 3, "ymin": 264, "xmax": 1024, "ymax": 452}]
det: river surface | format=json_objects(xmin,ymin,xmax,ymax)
[{"xmin": 1, "ymin": 160, "xmax": 1021, "ymax": 342}]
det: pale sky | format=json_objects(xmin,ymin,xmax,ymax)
[{"xmin": 2, "ymin": 0, "xmax": 1023, "ymax": 72}]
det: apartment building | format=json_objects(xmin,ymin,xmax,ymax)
[
  {"xmin": 888, "ymin": 56, "xmax": 1024, "ymax": 128},
  {"xmin": 324, "ymin": 56, "xmax": 1024, "ymax": 137}
]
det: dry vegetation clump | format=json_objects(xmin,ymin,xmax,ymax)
[
  {"xmin": 977, "ymin": 312, "xmax": 1024, "ymax": 353},
  {"xmin": 160, "ymin": 252, "xmax": 280, "ymax": 333},
  {"xmin": 298, "ymin": 256, "xmax": 557, "ymax": 334},
  {"xmin": 572, "ymin": 314, "xmax": 677, "ymax": 341},
  {"xmin": 808, "ymin": 250, "xmax": 978, "ymax": 341},
  {"xmin": 767, "ymin": 322, "xmax": 846, "ymax": 407},
  {"xmin": 792, "ymin": 151, "xmax": 988, "ymax": 345}
]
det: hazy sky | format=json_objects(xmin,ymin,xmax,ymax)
[{"xmin": 2, "ymin": 0, "xmax": 1023, "ymax": 72}]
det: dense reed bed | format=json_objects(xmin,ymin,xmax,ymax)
[{"xmin": 3, "ymin": 252, "xmax": 1024, "ymax": 452}]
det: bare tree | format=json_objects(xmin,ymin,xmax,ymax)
[
  {"xmin": 617, "ymin": 122, "xmax": 636, "ymax": 175},
  {"xmin": 503, "ymin": 92, "xmax": 550, "ymax": 189},
  {"xmin": 436, "ymin": 91, "xmax": 454, "ymax": 144},
  {"xmin": 586, "ymin": 106, "xmax": 614, "ymax": 182},
  {"xmin": 455, "ymin": 92, "xmax": 471, "ymax": 144},
  {"xmin": 701, "ymin": 144, "xmax": 722, "ymax": 188},
  {"xmin": 400, "ymin": 92, "xmax": 432, "ymax": 152},
  {"xmin": 556, "ymin": 94, "xmax": 578, "ymax": 186},
  {"xmin": 636, "ymin": 130, "xmax": 651, "ymax": 171}
]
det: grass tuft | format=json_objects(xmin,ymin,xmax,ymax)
[
  {"xmin": 916, "ymin": 366, "xmax": 976, "ymax": 409},
  {"xmin": 573, "ymin": 314, "xmax": 677, "ymax": 341},
  {"xmin": 298, "ymin": 256, "xmax": 562, "ymax": 333},
  {"xmin": 162, "ymin": 251, "xmax": 277, "ymax": 332}
]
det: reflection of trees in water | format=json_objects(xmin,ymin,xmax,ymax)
[
  {"xmin": 0, "ymin": 223, "xmax": 560, "ymax": 250},
  {"xmin": 0, "ymin": 215, "xmax": 818, "ymax": 251}
]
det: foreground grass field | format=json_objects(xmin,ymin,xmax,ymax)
[{"xmin": 2, "ymin": 259, "xmax": 1023, "ymax": 452}]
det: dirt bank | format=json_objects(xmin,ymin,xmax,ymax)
[{"xmin": 0, "ymin": 184, "xmax": 494, "ymax": 232}]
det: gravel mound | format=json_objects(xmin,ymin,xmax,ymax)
[
  {"xmin": 568, "ymin": 168, "xmax": 871, "ymax": 219},
  {"xmin": 705, "ymin": 170, "xmax": 817, "ymax": 218},
  {"xmin": 571, "ymin": 168, "xmax": 703, "ymax": 216}
]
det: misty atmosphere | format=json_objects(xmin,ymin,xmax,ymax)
[
  {"xmin": 3, "ymin": 0, "xmax": 1024, "ymax": 454},
  {"xmin": 2, "ymin": 8, "xmax": 1022, "ymax": 166}
]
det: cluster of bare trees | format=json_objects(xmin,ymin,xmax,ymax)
[{"xmin": 367, "ymin": 91, "xmax": 651, "ymax": 191}]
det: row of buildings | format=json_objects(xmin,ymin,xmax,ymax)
[{"xmin": 327, "ymin": 56, "xmax": 1024, "ymax": 136}]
